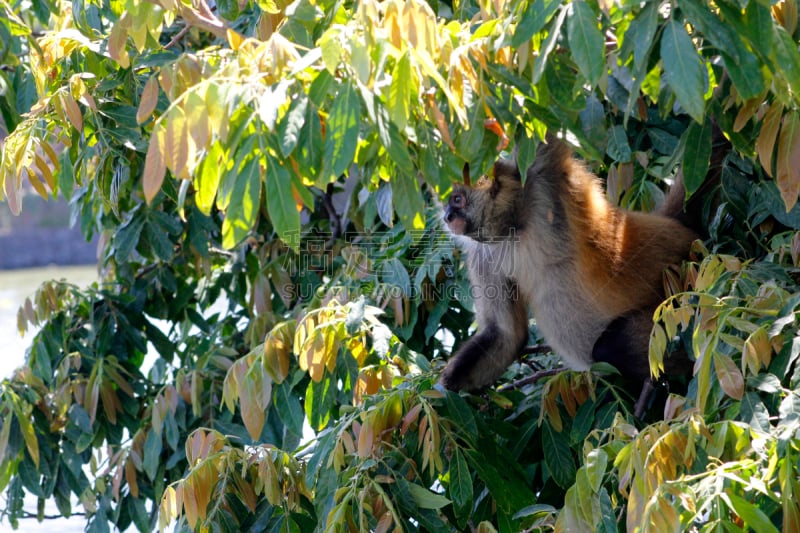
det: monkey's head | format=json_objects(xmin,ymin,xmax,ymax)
[{"xmin": 443, "ymin": 159, "xmax": 522, "ymax": 242}]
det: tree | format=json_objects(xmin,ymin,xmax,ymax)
[{"xmin": 2, "ymin": 0, "xmax": 800, "ymax": 530}]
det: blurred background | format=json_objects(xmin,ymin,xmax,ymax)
[{"xmin": 1, "ymin": 189, "xmax": 98, "ymax": 532}]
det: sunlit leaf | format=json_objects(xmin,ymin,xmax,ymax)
[
  {"xmin": 221, "ymin": 156, "xmax": 261, "ymax": 249},
  {"xmin": 265, "ymin": 154, "xmax": 301, "ymax": 249},
  {"xmin": 323, "ymin": 81, "xmax": 360, "ymax": 183}
]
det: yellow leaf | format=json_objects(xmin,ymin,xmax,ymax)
[
  {"xmin": 185, "ymin": 91, "xmax": 210, "ymax": 150},
  {"xmin": 34, "ymin": 152, "xmax": 56, "ymax": 191},
  {"xmin": 158, "ymin": 485, "xmax": 180, "ymax": 530},
  {"xmin": 137, "ymin": 77, "xmax": 160, "ymax": 124},
  {"xmin": 182, "ymin": 478, "xmax": 200, "ymax": 530},
  {"xmin": 25, "ymin": 167, "xmax": 49, "ymax": 198},
  {"xmin": 108, "ymin": 22, "xmax": 130, "ymax": 68},
  {"xmin": 60, "ymin": 92, "xmax": 83, "ymax": 132},
  {"xmin": 777, "ymin": 111, "xmax": 800, "ymax": 212},
  {"xmin": 306, "ymin": 331, "xmax": 327, "ymax": 382},
  {"xmin": 264, "ymin": 323, "xmax": 292, "ymax": 382},
  {"xmin": 227, "ymin": 28, "xmax": 245, "ymax": 50},
  {"xmin": 357, "ymin": 415, "xmax": 374, "ymax": 458},
  {"xmin": 143, "ymin": 128, "xmax": 166, "ymax": 203},
  {"xmin": 758, "ymin": 103, "xmax": 783, "ymax": 177}
]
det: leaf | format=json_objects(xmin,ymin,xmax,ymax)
[
  {"xmin": 773, "ymin": 26, "xmax": 800, "ymax": 94},
  {"xmin": 240, "ymin": 367, "xmax": 269, "ymax": 440},
  {"xmin": 661, "ymin": 19, "xmax": 706, "ymax": 123},
  {"xmin": 567, "ymin": 1, "xmax": 605, "ymax": 87},
  {"xmin": 11, "ymin": 400, "xmax": 39, "ymax": 469},
  {"xmin": 221, "ymin": 156, "xmax": 261, "ymax": 249},
  {"xmin": 758, "ymin": 103, "xmax": 783, "ymax": 177},
  {"xmin": 143, "ymin": 129, "xmax": 166, "ymax": 204},
  {"xmin": 512, "ymin": 0, "xmax": 560, "ymax": 48},
  {"xmin": 682, "ymin": 118, "xmax": 712, "ymax": 196},
  {"xmin": 776, "ymin": 111, "xmax": 800, "ymax": 212},
  {"xmin": 194, "ymin": 142, "xmax": 224, "ymax": 215},
  {"xmin": 60, "ymin": 92, "xmax": 83, "ymax": 132},
  {"xmin": 606, "ymin": 124, "xmax": 631, "ymax": 163},
  {"xmin": 739, "ymin": 392, "xmax": 771, "ymax": 432},
  {"xmin": 265, "ymin": 154, "xmax": 301, "ymax": 249},
  {"xmin": 143, "ymin": 429, "xmax": 162, "ymax": 481},
  {"xmin": 388, "ymin": 51, "xmax": 414, "ymax": 130},
  {"xmin": 723, "ymin": 492, "xmax": 779, "ymax": 533},
  {"xmin": 274, "ymin": 380, "xmax": 304, "ymax": 436},
  {"xmin": 278, "ymin": 95, "xmax": 308, "ymax": 157},
  {"xmin": 449, "ymin": 448, "xmax": 473, "ymax": 524},
  {"xmin": 542, "ymin": 420, "xmax": 576, "ymax": 489},
  {"xmin": 407, "ymin": 483, "xmax": 451, "ymax": 510},
  {"xmin": 323, "ymin": 81, "xmax": 360, "ymax": 183},
  {"xmin": 713, "ymin": 353, "xmax": 744, "ymax": 400},
  {"xmin": 108, "ymin": 22, "xmax": 130, "ymax": 69},
  {"xmin": 392, "ymin": 174, "xmax": 424, "ymax": 232}
]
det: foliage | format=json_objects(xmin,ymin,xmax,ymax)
[{"xmin": 2, "ymin": 0, "xmax": 800, "ymax": 531}]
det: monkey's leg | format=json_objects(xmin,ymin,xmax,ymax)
[
  {"xmin": 440, "ymin": 276, "xmax": 528, "ymax": 391},
  {"xmin": 591, "ymin": 311, "xmax": 653, "ymax": 382}
]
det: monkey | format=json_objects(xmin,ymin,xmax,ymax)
[{"xmin": 440, "ymin": 135, "xmax": 699, "ymax": 393}]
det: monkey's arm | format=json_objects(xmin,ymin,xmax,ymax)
[{"xmin": 440, "ymin": 273, "xmax": 528, "ymax": 391}]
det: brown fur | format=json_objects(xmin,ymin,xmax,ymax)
[{"xmin": 441, "ymin": 137, "xmax": 696, "ymax": 391}]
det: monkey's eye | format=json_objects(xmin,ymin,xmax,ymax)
[{"xmin": 451, "ymin": 193, "xmax": 465, "ymax": 207}]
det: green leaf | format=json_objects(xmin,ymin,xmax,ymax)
[
  {"xmin": 388, "ymin": 52, "xmax": 413, "ymax": 130},
  {"xmin": 533, "ymin": 6, "xmax": 567, "ymax": 84},
  {"xmin": 216, "ymin": 0, "xmax": 239, "ymax": 20},
  {"xmin": 542, "ymin": 420, "xmax": 576, "ymax": 489},
  {"xmin": 274, "ymin": 380, "xmax": 305, "ymax": 437},
  {"xmin": 221, "ymin": 156, "xmax": 261, "ymax": 249},
  {"xmin": 407, "ymin": 483, "xmax": 451, "ymax": 510},
  {"xmin": 195, "ymin": 142, "xmax": 225, "ymax": 216},
  {"xmin": 278, "ymin": 95, "xmax": 308, "ymax": 157},
  {"xmin": 143, "ymin": 429, "xmax": 162, "ymax": 481},
  {"xmin": 739, "ymin": 392, "xmax": 771, "ymax": 432},
  {"xmin": 629, "ymin": 1, "xmax": 658, "ymax": 74},
  {"xmin": 567, "ymin": 1, "xmax": 605, "ymax": 87},
  {"xmin": 606, "ymin": 124, "xmax": 631, "ymax": 163},
  {"xmin": 58, "ymin": 149, "xmax": 74, "ymax": 201},
  {"xmin": 724, "ymin": 492, "xmax": 779, "ymax": 533},
  {"xmin": 722, "ymin": 45, "xmax": 765, "ymax": 101},
  {"xmin": 449, "ymin": 448, "xmax": 473, "ymax": 524},
  {"xmin": 661, "ymin": 19, "xmax": 706, "ymax": 123},
  {"xmin": 682, "ymin": 118, "xmax": 712, "ymax": 196},
  {"xmin": 381, "ymin": 257, "xmax": 411, "ymax": 296},
  {"xmin": 265, "ymin": 154, "xmax": 301, "ymax": 249},
  {"xmin": 323, "ymin": 81, "xmax": 360, "ymax": 183},
  {"xmin": 114, "ymin": 213, "xmax": 145, "ymax": 263},
  {"xmin": 773, "ymin": 26, "xmax": 800, "ymax": 94},
  {"xmin": 512, "ymin": 0, "xmax": 561, "ymax": 48},
  {"xmin": 393, "ymin": 174, "xmax": 425, "ymax": 232}
]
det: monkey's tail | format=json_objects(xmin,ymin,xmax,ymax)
[{"xmin": 656, "ymin": 127, "xmax": 728, "ymax": 236}]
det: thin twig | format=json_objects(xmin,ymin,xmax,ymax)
[
  {"xmin": 498, "ymin": 368, "xmax": 562, "ymax": 391},
  {"xmin": 520, "ymin": 344, "xmax": 552, "ymax": 356},
  {"xmin": 165, "ymin": 23, "xmax": 192, "ymax": 49}
]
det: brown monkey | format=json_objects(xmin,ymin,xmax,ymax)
[{"xmin": 441, "ymin": 136, "xmax": 697, "ymax": 392}]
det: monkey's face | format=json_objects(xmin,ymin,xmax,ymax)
[{"xmin": 444, "ymin": 170, "xmax": 521, "ymax": 242}]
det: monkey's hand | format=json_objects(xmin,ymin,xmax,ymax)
[{"xmin": 440, "ymin": 323, "xmax": 526, "ymax": 392}]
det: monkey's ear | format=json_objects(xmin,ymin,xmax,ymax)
[{"xmin": 492, "ymin": 159, "xmax": 520, "ymax": 181}]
